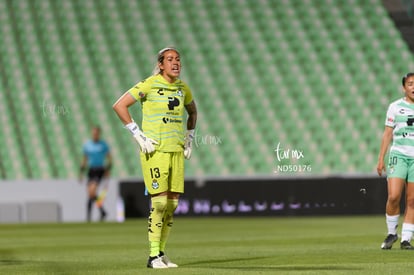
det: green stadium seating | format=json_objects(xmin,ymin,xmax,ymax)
[{"xmin": 0, "ymin": 0, "xmax": 413, "ymax": 179}]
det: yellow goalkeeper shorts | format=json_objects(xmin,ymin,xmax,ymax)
[{"xmin": 140, "ymin": 151, "xmax": 185, "ymax": 195}]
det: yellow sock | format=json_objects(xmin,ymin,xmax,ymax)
[
  {"xmin": 160, "ymin": 199, "xmax": 179, "ymax": 253},
  {"xmin": 148, "ymin": 195, "xmax": 167, "ymax": 257}
]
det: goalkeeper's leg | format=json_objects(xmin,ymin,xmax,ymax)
[
  {"xmin": 159, "ymin": 196, "xmax": 179, "ymax": 267},
  {"xmin": 148, "ymin": 195, "xmax": 167, "ymax": 259},
  {"xmin": 160, "ymin": 197, "xmax": 179, "ymax": 252},
  {"xmin": 158, "ymin": 152, "xmax": 184, "ymax": 267}
]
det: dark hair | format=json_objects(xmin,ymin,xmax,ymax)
[
  {"xmin": 402, "ymin": 73, "xmax": 414, "ymax": 86},
  {"xmin": 92, "ymin": 125, "xmax": 101, "ymax": 132}
]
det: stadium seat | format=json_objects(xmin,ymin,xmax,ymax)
[{"xmin": 1, "ymin": 0, "xmax": 413, "ymax": 178}]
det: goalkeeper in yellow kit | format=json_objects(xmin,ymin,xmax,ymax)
[{"xmin": 113, "ymin": 47, "xmax": 197, "ymax": 269}]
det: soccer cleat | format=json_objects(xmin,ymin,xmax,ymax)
[
  {"xmin": 381, "ymin": 234, "xmax": 398, "ymax": 249},
  {"xmin": 160, "ymin": 254, "xmax": 178, "ymax": 268},
  {"xmin": 400, "ymin": 241, "xmax": 414, "ymax": 250},
  {"xmin": 147, "ymin": 256, "xmax": 168, "ymax": 269}
]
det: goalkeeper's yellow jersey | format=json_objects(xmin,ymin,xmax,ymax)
[{"xmin": 128, "ymin": 74, "xmax": 193, "ymax": 152}]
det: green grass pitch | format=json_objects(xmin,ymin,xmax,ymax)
[{"xmin": 1, "ymin": 216, "xmax": 414, "ymax": 274}]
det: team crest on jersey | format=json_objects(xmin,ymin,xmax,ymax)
[
  {"xmin": 176, "ymin": 90, "xmax": 183, "ymax": 97},
  {"xmin": 152, "ymin": 179, "xmax": 159, "ymax": 189},
  {"xmin": 138, "ymin": 92, "xmax": 145, "ymax": 98}
]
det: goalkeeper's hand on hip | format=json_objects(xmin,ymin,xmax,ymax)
[
  {"xmin": 125, "ymin": 121, "xmax": 158, "ymax": 154},
  {"xmin": 134, "ymin": 131, "xmax": 158, "ymax": 154},
  {"xmin": 184, "ymin": 129, "xmax": 195, "ymax": 159}
]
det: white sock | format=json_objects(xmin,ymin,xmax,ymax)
[
  {"xmin": 386, "ymin": 214, "xmax": 399, "ymax": 235},
  {"xmin": 401, "ymin": 223, "xmax": 414, "ymax": 242}
]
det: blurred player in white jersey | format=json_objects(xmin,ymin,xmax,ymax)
[{"xmin": 377, "ymin": 72, "xmax": 414, "ymax": 249}]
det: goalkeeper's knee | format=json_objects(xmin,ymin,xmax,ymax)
[
  {"xmin": 151, "ymin": 195, "xmax": 168, "ymax": 214},
  {"xmin": 166, "ymin": 199, "xmax": 179, "ymax": 216}
]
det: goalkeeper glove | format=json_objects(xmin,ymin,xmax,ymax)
[
  {"xmin": 184, "ymin": 129, "xmax": 195, "ymax": 159},
  {"xmin": 125, "ymin": 121, "xmax": 158, "ymax": 154}
]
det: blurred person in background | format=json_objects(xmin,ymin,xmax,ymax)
[
  {"xmin": 377, "ymin": 72, "xmax": 414, "ymax": 250},
  {"xmin": 79, "ymin": 125, "xmax": 112, "ymax": 222},
  {"xmin": 113, "ymin": 47, "xmax": 197, "ymax": 269}
]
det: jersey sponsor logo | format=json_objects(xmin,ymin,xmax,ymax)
[
  {"xmin": 162, "ymin": 117, "xmax": 182, "ymax": 124},
  {"xmin": 168, "ymin": 97, "xmax": 180, "ymax": 110},
  {"xmin": 408, "ymin": 117, "xmax": 414, "ymax": 126},
  {"xmin": 402, "ymin": 132, "xmax": 414, "ymax": 138}
]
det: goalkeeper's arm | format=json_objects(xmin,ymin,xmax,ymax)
[
  {"xmin": 113, "ymin": 92, "xmax": 138, "ymax": 125},
  {"xmin": 184, "ymin": 100, "xmax": 198, "ymax": 159},
  {"xmin": 113, "ymin": 92, "xmax": 158, "ymax": 154},
  {"xmin": 125, "ymin": 121, "xmax": 158, "ymax": 154}
]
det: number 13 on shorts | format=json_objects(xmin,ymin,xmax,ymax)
[
  {"xmin": 141, "ymin": 151, "xmax": 185, "ymax": 195},
  {"xmin": 150, "ymin": 168, "xmax": 161, "ymax": 179}
]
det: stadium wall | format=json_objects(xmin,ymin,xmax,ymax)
[
  {"xmin": 0, "ymin": 179, "xmax": 120, "ymax": 223},
  {"xmin": 0, "ymin": 176, "xmax": 393, "ymax": 223},
  {"xmin": 120, "ymin": 176, "xmax": 391, "ymax": 218}
]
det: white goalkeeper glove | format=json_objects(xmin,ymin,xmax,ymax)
[
  {"xmin": 184, "ymin": 129, "xmax": 195, "ymax": 159},
  {"xmin": 125, "ymin": 121, "xmax": 158, "ymax": 154}
]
